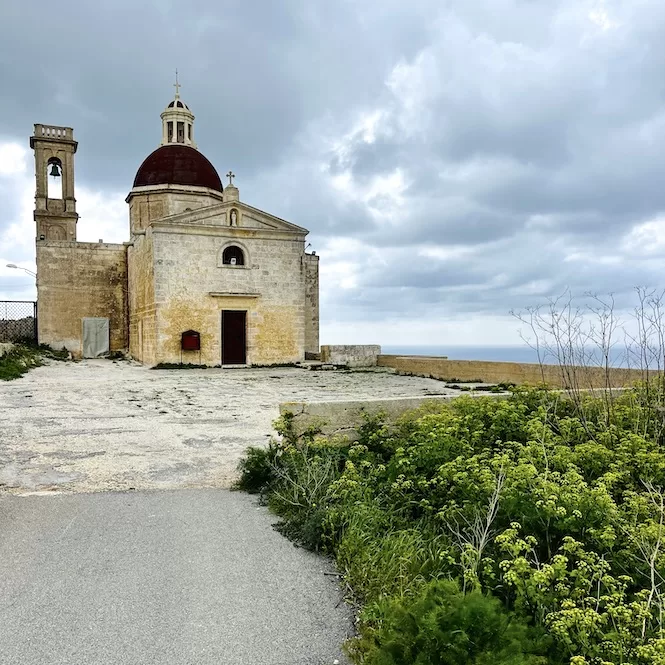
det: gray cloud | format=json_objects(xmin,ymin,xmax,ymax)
[{"xmin": 3, "ymin": 0, "xmax": 665, "ymax": 342}]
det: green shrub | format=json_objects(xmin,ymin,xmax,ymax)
[
  {"xmin": 335, "ymin": 514, "xmax": 447, "ymax": 603},
  {"xmin": 0, "ymin": 345, "xmax": 42, "ymax": 380},
  {"xmin": 235, "ymin": 432, "xmax": 349, "ymax": 551},
  {"xmin": 351, "ymin": 579, "xmax": 552, "ymax": 665},
  {"xmin": 267, "ymin": 441, "xmax": 347, "ymax": 551},
  {"xmin": 233, "ymin": 443, "xmax": 279, "ymax": 494},
  {"xmin": 0, "ymin": 343, "xmax": 72, "ymax": 381}
]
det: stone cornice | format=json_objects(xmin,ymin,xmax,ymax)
[
  {"xmin": 149, "ymin": 200, "xmax": 308, "ymax": 234},
  {"xmin": 125, "ymin": 183, "xmax": 224, "ymax": 203},
  {"xmin": 150, "ymin": 221, "xmax": 307, "ymax": 241},
  {"xmin": 36, "ymin": 240, "xmax": 127, "ymax": 250}
]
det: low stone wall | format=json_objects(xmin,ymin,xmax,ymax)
[
  {"xmin": 320, "ymin": 345, "xmax": 381, "ymax": 368},
  {"xmin": 377, "ymin": 355, "xmax": 649, "ymax": 389},
  {"xmin": 0, "ymin": 342, "xmax": 14, "ymax": 357},
  {"xmin": 280, "ymin": 393, "xmax": 509, "ymax": 441}
]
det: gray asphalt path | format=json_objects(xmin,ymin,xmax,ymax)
[{"xmin": 0, "ymin": 490, "xmax": 353, "ymax": 665}]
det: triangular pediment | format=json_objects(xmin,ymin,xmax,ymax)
[{"xmin": 155, "ymin": 200, "xmax": 308, "ymax": 234}]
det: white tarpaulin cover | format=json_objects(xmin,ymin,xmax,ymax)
[{"xmin": 82, "ymin": 317, "xmax": 109, "ymax": 358}]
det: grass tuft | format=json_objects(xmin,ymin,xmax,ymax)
[{"xmin": 0, "ymin": 343, "xmax": 68, "ymax": 380}]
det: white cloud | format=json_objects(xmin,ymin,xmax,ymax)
[
  {"xmin": 0, "ymin": 142, "xmax": 35, "ymax": 291},
  {"xmin": 0, "ymin": 143, "xmax": 28, "ymax": 176},
  {"xmin": 76, "ymin": 188, "xmax": 128, "ymax": 244},
  {"xmin": 622, "ymin": 217, "xmax": 665, "ymax": 256},
  {"xmin": 318, "ymin": 237, "xmax": 367, "ymax": 291},
  {"xmin": 418, "ymin": 245, "xmax": 474, "ymax": 261},
  {"xmin": 588, "ymin": 0, "xmax": 620, "ymax": 32}
]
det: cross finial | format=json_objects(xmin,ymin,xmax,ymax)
[
  {"xmin": 226, "ymin": 171, "xmax": 235, "ymax": 186},
  {"xmin": 174, "ymin": 69, "xmax": 181, "ymax": 98}
]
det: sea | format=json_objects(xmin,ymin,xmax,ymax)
[
  {"xmin": 381, "ymin": 345, "xmax": 655, "ymax": 368},
  {"xmin": 381, "ymin": 346, "xmax": 541, "ymax": 364}
]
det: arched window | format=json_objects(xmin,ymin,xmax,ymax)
[{"xmin": 222, "ymin": 245, "xmax": 245, "ymax": 266}]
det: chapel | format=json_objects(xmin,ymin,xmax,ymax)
[{"xmin": 31, "ymin": 84, "xmax": 320, "ymax": 366}]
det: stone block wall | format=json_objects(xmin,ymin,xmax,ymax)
[
  {"xmin": 128, "ymin": 186, "xmax": 223, "ymax": 234},
  {"xmin": 127, "ymin": 230, "xmax": 157, "ymax": 365},
  {"xmin": 281, "ymin": 393, "xmax": 510, "ymax": 441},
  {"xmin": 320, "ymin": 345, "xmax": 382, "ymax": 367},
  {"xmin": 36, "ymin": 241, "xmax": 127, "ymax": 356},
  {"xmin": 148, "ymin": 224, "xmax": 307, "ymax": 365},
  {"xmin": 304, "ymin": 254, "xmax": 319, "ymax": 356},
  {"xmin": 377, "ymin": 355, "xmax": 651, "ymax": 389}
]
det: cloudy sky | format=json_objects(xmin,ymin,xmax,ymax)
[{"xmin": 2, "ymin": 0, "xmax": 665, "ymax": 347}]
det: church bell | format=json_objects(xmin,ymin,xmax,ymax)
[{"xmin": 49, "ymin": 163, "xmax": 61, "ymax": 177}]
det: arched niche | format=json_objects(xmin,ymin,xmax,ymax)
[
  {"xmin": 48, "ymin": 224, "xmax": 66, "ymax": 241},
  {"xmin": 218, "ymin": 241, "xmax": 250, "ymax": 268}
]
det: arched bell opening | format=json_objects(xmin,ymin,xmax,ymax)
[{"xmin": 46, "ymin": 157, "xmax": 63, "ymax": 199}]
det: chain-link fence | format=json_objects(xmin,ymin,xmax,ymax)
[{"xmin": 0, "ymin": 301, "xmax": 37, "ymax": 343}]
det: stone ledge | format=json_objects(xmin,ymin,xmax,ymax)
[
  {"xmin": 377, "ymin": 355, "xmax": 650, "ymax": 389},
  {"xmin": 320, "ymin": 344, "xmax": 381, "ymax": 368},
  {"xmin": 280, "ymin": 393, "xmax": 510, "ymax": 442}
]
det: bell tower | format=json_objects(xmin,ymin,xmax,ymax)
[{"xmin": 30, "ymin": 124, "xmax": 78, "ymax": 241}]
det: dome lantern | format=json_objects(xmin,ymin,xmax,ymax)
[{"xmin": 160, "ymin": 70, "xmax": 197, "ymax": 149}]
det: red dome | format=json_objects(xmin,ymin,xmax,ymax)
[{"xmin": 133, "ymin": 144, "xmax": 223, "ymax": 192}]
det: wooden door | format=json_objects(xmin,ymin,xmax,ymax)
[{"xmin": 222, "ymin": 310, "xmax": 246, "ymax": 365}]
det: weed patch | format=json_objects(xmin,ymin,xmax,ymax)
[
  {"xmin": 445, "ymin": 382, "xmax": 516, "ymax": 392},
  {"xmin": 0, "ymin": 343, "xmax": 69, "ymax": 380}
]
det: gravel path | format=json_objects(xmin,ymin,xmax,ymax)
[
  {"xmin": 0, "ymin": 489, "xmax": 354, "ymax": 665},
  {"xmin": 0, "ymin": 359, "xmax": 456, "ymax": 495}
]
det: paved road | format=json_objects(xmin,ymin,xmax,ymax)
[{"xmin": 0, "ymin": 489, "xmax": 353, "ymax": 664}]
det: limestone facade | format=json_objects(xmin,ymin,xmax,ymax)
[
  {"xmin": 127, "ymin": 209, "xmax": 313, "ymax": 366},
  {"xmin": 31, "ymin": 89, "xmax": 319, "ymax": 365},
  {"xmin": 37, "ymin": 241, "xmax": 127, "ymax": 353}
]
